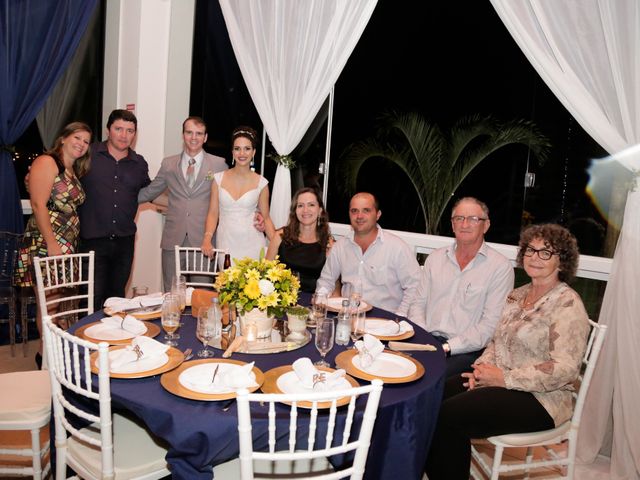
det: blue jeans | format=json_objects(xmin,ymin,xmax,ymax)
[{"xmin": 80, "ymin": 235, "xmax": 135, "ymax": 311}]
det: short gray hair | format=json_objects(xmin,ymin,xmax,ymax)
[{"xmin": 452, "ymin": 197, "xmax": 489, "ymax": 218}]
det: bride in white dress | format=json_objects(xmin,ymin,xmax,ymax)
[{"xmin": 201, "ymin": 126, "xmax": 275, "ymax": 262}]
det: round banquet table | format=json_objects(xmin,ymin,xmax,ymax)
[{"xmin": 70, "ymin": 297, "xmax": 445, "ymax": 480}]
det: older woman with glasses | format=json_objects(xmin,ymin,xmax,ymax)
[{"xmin": 425, "ymin": 223, "xmax": 590, "ymax": 480}]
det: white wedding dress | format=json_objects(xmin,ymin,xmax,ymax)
[{"xmin": 214, "ymin": 171, "xmax": 268, "ymax": 262}]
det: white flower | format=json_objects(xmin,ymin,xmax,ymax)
[{"xmin": 258, "ymin": 279, "xmax": 275, "ymax": 295}]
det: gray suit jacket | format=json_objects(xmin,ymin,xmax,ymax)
[{"xmin": 138, "ymin": 152, "xmax": 228, "ymax": 249}]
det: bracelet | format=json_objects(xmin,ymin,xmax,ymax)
[{"xmin": 204, "ymin": 231, "xmax": 213, "ymax": 237}]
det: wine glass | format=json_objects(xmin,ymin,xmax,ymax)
[
  {"xmin": 309, "ymin": 292, "xmax": 327, "ymax": 327},
  {"xmin": 314, "ymin": 317, "xmax": 335, "ymax": 367},
  {"xmin": 161, "ymin": 293, "xmax": 181, "ymax": 346},
  {"xmin": 350, "ymin": 307, "xmax": 367, "ymax": 346},
  {"xmin": 196, "ymin": 306, "xmax": 216, "ymax": 358}
]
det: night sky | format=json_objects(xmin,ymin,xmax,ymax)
[{"xmin": 192, "ymin": 0, "xmax": 608, "ymax": 252}]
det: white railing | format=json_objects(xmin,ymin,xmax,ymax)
[{"xmin": 329, "ymin": 223, "xmax": 612, "ymax": 282}]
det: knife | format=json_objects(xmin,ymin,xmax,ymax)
[
  {"xmin": 245, "ymin": 341, "xmax": 297, "ymax": 353},
  {"xmin": 118, "ymin": 304, "xmax": 160, "ymax": 314},
  {"xmin": 388, "ymin": 341, "xmax": 437, "ymax": 352}
]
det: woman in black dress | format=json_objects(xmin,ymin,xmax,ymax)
[{"xmin": 266, "ymin": 187, "xmax": 333, "ymax": 292}]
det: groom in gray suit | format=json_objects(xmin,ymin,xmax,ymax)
[{"xmin": 139, "ymin": 116, "xmax": 227, "ymax": 291}]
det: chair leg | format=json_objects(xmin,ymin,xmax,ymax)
[
  {"xmin": 524, "ymin": 446, "xmax": 533, "ymax": 479},
  {"xmin": 490, "ymin": 445, "xmax": 504, "ymax": 480},
  {"xmin": 9, "ymin": 300, "xmax": 17, "ymax": 357},
  {"xmin": 20, "ymin": 298, "xmax": 29, "ymax": 357},
  {"xmin": 30, "ymin": 427, "xmax": 43, "ymax": 480}
]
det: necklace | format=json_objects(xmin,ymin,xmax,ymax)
[{"xmin": 522, "ymin": 282, "xmax": 559, "ymax": 309}]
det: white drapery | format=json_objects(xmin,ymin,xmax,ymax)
[
  {"xmin": 490, "ymin": 1, "xmax": 640, "ymax": 478},
  {"xmin": 219, "ymin": 0, "xmax": 377, "ymax": 229}
]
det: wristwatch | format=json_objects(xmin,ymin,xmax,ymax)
[{"xmin": 442, "ymin": 342, "xmax": 451, "ymax": 357}]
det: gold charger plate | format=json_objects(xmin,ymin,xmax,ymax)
[
  {"xmin": 160, "ymin": 359, "xmax": 265, "ymax": 401},
  {"xmin": 261, "ymin": 365, "xmax": 360, "ymax": 409},
  {"xmin": 90, "ymin": 346, "xmax": 184, "ymax": 379},
  {"xmin": 325, "ymin": 297, "xmax": 373, "ymax": 313},
  {"xmin": 103, "ymin": 306, "xmax": 162, "ymax": 320},
  {"xmin": 335, "ymin": 349, "xmax": 425, "ymax": 384},
  {"xmin": 365, "ymin": 317, "xmax": 415, "ymax": 341},
  {"xmin": 76, "ymin": 321, "xmax": 161, "ymax": 345}
]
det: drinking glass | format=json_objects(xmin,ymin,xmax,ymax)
[
  {"xmin": 171, "ymin": 275, "xmax": 187, "ymax": 312},
  {"xmin": 348, "ymin": 278, "xmax": 363, "ymax": 309},
  {"xmin": 309, "ymin": 292, "xmax": 327, "ymax": 327},
  {"xmin": 132, "ymin": 285, "xmax": 148, "ymax": 297},
  {"xmin": 161, "ymin": 293, "xmax": 181, "ymax": 346},
  {"xmin": 350, "ymin": 307, "xmax": 367, "ymax": 346},
  {"xmin": 196, "ymin": 306, "xmax": 216, "ymax": 358},
  {"xmin": 314, "ymin": 317, "xmax": 335, "ymax": 367}
]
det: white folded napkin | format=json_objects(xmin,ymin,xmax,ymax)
[
  {"xmin": 136, "ymin": 292, "xmax": 164, "ymax": 307},
  {"xmin": 100, "ymin": 315, "xmax": 147, "ymax": 335},
  {"xmin": 292, "ymin": 357, "xmax": 346, "ymax": 391},
  {"xmin": 355, "ymin": 334, "xmax": 385, "ymax": 368},
  {"xmin": 366, "ymin": 320, "xmax": 413, "ymax": 336},
  {"xmin": 103, "ymin": 293, "xmax": 164, "ymax": 312},
  {"xmin": 180, "ymin": 362, "xmax": 258, "ymax": 392},
  {"xmin": 103, "ymin": 297, "xmax": 139, "ymax": 312},
  {"xmin": 109, "ymin": 336, "xmax": 169, "ymax": 370}
]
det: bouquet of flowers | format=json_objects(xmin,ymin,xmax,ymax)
[{"xmin": 214, "ymin": 256, "xmax": 300, "ymax": 317}]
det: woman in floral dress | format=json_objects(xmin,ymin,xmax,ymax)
[{"xmin": 15, "ymin": 122, "xmax": 92, "ymax": 361}]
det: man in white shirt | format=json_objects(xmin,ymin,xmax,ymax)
[
  {"xmin": 138, "ymin": 117, "xmax": 227, "ymax": 291},
  {"xmin": 409, "ymin": 197, "xmax": 514, "ymax": 376},
  {"xmin": 316, "ymin": 192, "xmax": 421, "ymax": 317}
]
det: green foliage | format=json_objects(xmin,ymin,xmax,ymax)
[{"xmin": 340, "ymin": 112, "xmax": 550, "ymax": 234}]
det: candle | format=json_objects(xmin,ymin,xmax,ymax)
[{"xmin": 243, "ymin": 323, "xmax": 257, "ymax": 342}]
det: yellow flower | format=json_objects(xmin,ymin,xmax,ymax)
[
  {"xmin": 256, "ymin": 296, "xmax": 270, "ymax": 310},
  {"xmin": 265, "ymin": 291, "xmax": 279, "ymax": 307},
  {"xmin": 227, "ymin": 267, "xmax": 241, "ymax": 282},
  {"xmin": 266, "ymin": 268, "xmax": 281, "ymax": 282},
  {"xmin": 280, "ymin": 291, "xmax": 294, "ymax": 306},
  {"xmin": 243, "ymin": 279, "xmax": 261, "ymax": 299},
  {"xmin": 245, "ymin": 268, "xmax": 260, "ymax": 282}
]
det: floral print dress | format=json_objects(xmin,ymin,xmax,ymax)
[
  {"xmin": 14, "ymin": 168, "xmax": 85, "ymax": 287},
  {"xmin": 475, "ymin": 282, "xmax": 590, "ymax": 426}
]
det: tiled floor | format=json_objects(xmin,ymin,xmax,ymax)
[{"xmin": 0, "ymin": 341, "xmax": 611, "ymax": 479}]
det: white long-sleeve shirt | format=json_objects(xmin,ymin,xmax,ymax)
[
  {"xmin": 408, "ymin": 241, "xmax": 514, "ymax": 354},
  {"xmin": 316, "ymin": 226, "xmax": 421, "ymax": 317}
]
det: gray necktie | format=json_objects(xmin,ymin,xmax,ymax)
[{"xmin": 186, "ymin": 158, "xmax": 196, "ymax": 188}]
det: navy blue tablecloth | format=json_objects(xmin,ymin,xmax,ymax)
[{"xmin": 71, "ymin": 300, "xmax": 445, "ymax": 480}]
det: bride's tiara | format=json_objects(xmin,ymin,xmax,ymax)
[{"xmin": 233, "ymin": 129, "xmax": 255, "ymax": 139}]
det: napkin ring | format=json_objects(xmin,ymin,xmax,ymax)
[
  {"xmin": 132, "ymin": 344, "xmax": 144, "ymax": 361},
  {"xmin": 312, "ymin": 373, "xmax": 327, "ymax": 389}
]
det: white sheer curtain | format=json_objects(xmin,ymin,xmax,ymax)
[
  {"xmin": 490, "ymin": 1, "xmax": 640, "ymax": 478},
  {"xmin": 219, "ymin": 0, "xmax": 377, "ymax": 229}
]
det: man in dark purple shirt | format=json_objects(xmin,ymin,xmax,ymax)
[{"xmin": 78, "ymin": 109, "xmax": 150, "ymax": 310}]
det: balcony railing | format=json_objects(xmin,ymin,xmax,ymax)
[{"xmin": 329, "ymin": 223, "xmax": 612, "ymax": 282}]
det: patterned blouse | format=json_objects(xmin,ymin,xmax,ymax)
[{"xmin": 476, "ymin": 282, "xmax": 589, "ymax": 426}]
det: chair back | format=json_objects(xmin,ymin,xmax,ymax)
[
  {"xmin": 175, "ymin": 246, "xmax": 226, "ymax": 288},
  {"xmin": 0, "ymin": 231, "xmax": 21, "ymax": 288},
  {"xmin": 42, "ymin": 315, "xmax": 114, "ymax": 479},
  {"xmin": 33, "ymin": 252, "xmax": 94, "ymax": 326},
  {"xmin": 236, "ymin": 379, "xmax": 384, "ymax": 480},
  {"xmin": 569, "ymin": 319, "xmax": 608, "ymax": 436}
]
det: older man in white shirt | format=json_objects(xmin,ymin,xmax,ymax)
[
  {"xmin": 409, "ymin": 197, "xmax": 514, "ymax": 376},
  {"xmin": 316, "ymin": 192, "xmax": 421, "ymax": 317}
]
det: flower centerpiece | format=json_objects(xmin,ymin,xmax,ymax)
[{"xmin": 214, "ymin": 255, "xmax": 300, "ymax": 338}]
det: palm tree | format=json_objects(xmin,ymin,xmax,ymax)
[{"xmin": 340, "ymin": 111, "xmax": 551, "ymax": 234}]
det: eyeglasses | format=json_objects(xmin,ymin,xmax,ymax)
[
  {"xmin": 523, "ymin": 245, "xmax": 558, "ymax": 260},
  {"xmin": 451, "ymin": 215, "xmax": 487, "ymax": 226}
]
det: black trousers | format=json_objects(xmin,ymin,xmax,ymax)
[
  {"xmin": 80, "ymin": 235, "xmax": 135, "ymax": 311},
  {"xmin": 425, "ymin": 374, "xmax": 555, "ymax": 480}
]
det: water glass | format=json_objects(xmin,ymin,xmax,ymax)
[
  {"xmin": 309, "ymin": 292, "xmax": 327, "ymax": 327},
  {"xmin": 314, "ymin": 317, "xmax": 335, "ymax": 367},
  {"xmin": 350, "ymin": 308, "xmax": 367, "ymax": 345},
  {"xmin": 171, "ymin": 275, "xmax": 187, "ymax": 312},
  {"xmin": 132, "ymin": 285, "xmax": 148, "ymax": 297},
  {"xmin": 161, "ymin": 293, "xmax": 181, "ymax": 346},
  {"xmin": 196, "ymin": 306, "xmax": 216, "ymax": 358}
]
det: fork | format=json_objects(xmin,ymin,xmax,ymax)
[
  {"xmin": 132, "ymin": 344, "xmax": 144, "ymax": 361},
  {"xmin": 393, "ymin": 318, "xmax": 402, "ymax": 333},
  {"xmin": 211, "ymin": 364, "xmax": 220, "ymax": 384}
]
